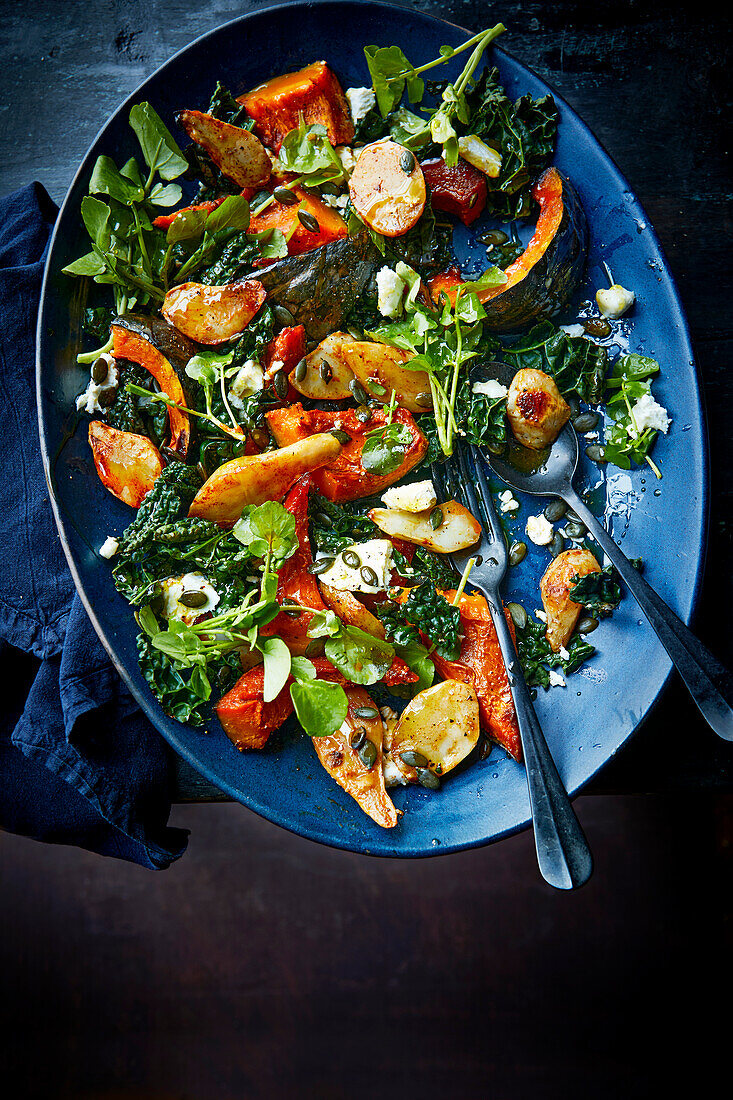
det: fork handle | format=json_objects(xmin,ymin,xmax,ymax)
[
  {"xmin": 565, "ymin": 489, "xmax": 733, "ymax": 742},
  {"xmin": 481, "ymin": 588, "xmax": 593, "ymax": 890}
]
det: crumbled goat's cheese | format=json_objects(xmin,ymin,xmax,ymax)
[
  {"xmin": 472, "ymin": 379, "xmax": 508, "ymax": 399},
  {"xmin": 630, "ymin": 393, "xmax": 671, "ymax": 435},
  {"xmin": 320, "ymin": 539, "xmax": 394, "ymax": 594},
  {"xmin": 526, "ymin": 514, "xmax": 554, "ymax": 546},
  {"xmin": 99, "ymin": 536, "xmax": 119, "ymax": 559},
  {"xmin": 381, "ymin": 480, "xmax": 437, "ymax": 513},
  {"xmin": 499, "ymin": 490, "xmax": 519, "ymax": 513},
  {"xmin": 346, "ymin": 87, "xmax": 376, "ymax": 125},
  {"xmin": 376, "ymin": 266, "xmax": 405, "ymax": 317},
  {"xmin": 548, "ymin": 669, "xmax": 566, "ymax": 688},
  {"xmin": 596, "ymin": 283, "xmax": 635, "ymax": 319}
]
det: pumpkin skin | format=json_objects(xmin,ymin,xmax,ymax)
[{"xmin": 435, "ymin": 167, "xmax": 587, "ymax": 332}]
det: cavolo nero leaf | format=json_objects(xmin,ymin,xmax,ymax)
[
  {"xmin": 504, "ymin": 320, "xmax": 607, "ymax": 404},
  {"xmin": 568, "ymin": 565, "xmax": 623, "ymax": 616}
]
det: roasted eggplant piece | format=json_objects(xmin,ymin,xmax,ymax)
[
  {"xmin": 88, "ymin": 421, "xmax": 162, "ymax": 508},
  {"xmin": 176, "ymin": 109, "xmax": 271, "ymax": 188}
]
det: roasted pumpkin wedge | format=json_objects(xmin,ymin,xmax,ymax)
[
  {"xmin": 111, "ymin": 319, "xmax": 192, "ymax": 458},
  {"xmin": 162, "ymin": 280, "xmax": 266, "ymax": 345},
  {"xmin": 239, "ymin": 60, "xmax": 354, "ymax": 153},
  {"xmin": 176, "ymin": 109, "xmax": 271, "ymax": 188},
  {"xmin": 390, "ymin": 680, "xmax": 481, "ymax": 776},
  {"xmin": 349, "ymin": 140, "xmax": 426, "ymax": 237},
  {"xmin": 88, "ymin": 421, "xmax": 162, "ymax": 508},
  {"xmin": 319, "ymin": 582, "xmax": 387, "ymax": 639},
  {"xmin": 248, "ymin": 188, "xmax": 347, "ymax": 256},
  {"xmin": 369, "ymin": 499, "xmax": 481, "ymax": 553},
  {"xmin": 540, "ymin": 547, "xmax": 602, "ymax": 652},
  {"xmin": 311, "ymin": 685, "xmax": 399, "ymax": 829},
  {"xmin": 435, "ymin": 167, "xmax": 587, "ymax": 331},
  {"xmin": 266, "ymin": 403, "xmax": 428, "ymax": 502},
  {"xmin": 188, "ymin": 432, "xmax": 343, "ymax": 526}
]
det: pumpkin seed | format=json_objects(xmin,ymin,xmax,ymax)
[
  {"xmin": 358, "ymin": 740, "xmax": 377, "ymax": 769},
  {"xmin": 360, "ymin": 565, "xmax": 379, "ymax": 587},
  {"xmin": 415, "ymin": 391, "xmax": 433, "ymax": 408},
  {"xmin": 273, "ymin": 304, "xmax": 295, "ymax": 326},
  {"xmin": 293, "ymin": 358, "xmax": 307, "ymax": 382},
  {"xmin": 355, "ymin": 404, "xmax": 371, "ymax": 423},
  {"xmin": 91, "ymin": 356, "xmax": 109, "ymax": 384},
  {"xmin": 565, "ymin": 520, "xmax": 586, "ymax": 539},
  {"xmin": 330, "ymin": 428, "xmax": 351, "ymax": 444},
  {"xmin": 429, "ymin": 507, "xmax": 444, "ymax": 530},
  {"xmin": 417, "ymin": 767, "xmax": 440, "ymax": 790},
  {"xmin": 572, "ymin": 412, "xmax": 600, "ymax": 433},
  {"xmin": 350, "ymin": 726, "xmax": 367, "ymax": 750},
  {"xmin": 274, "ymin": 369, "xmax": 289, "ymax": 399},
  {"xmin": 98, "ymin": 387, "xmax": 116, "ymax": 408},
  {"xmin": 319, "ymin": 360, "xmax": 333, "ymax": 383},
  {"xmin": 549, "ymin": 531, "xmax": 565, "ymax": 558},
  {"xmin": 577, "ymin": 616, "xmax": 599, "ymax": 634},
  {"xmin": 567, "ymin": 396, "xmax": 580, "ymax": 418},
  {"xmin": 400, "ymin": 148, "xmax": 415, "ymax": 173},
  {"xmin": 349, "ymin": 378, "xmax": 369, "ymax": 405},
  {"xmin": 354, "ymin": 706, "xmax": 379, "ymax": 720},
  {"xmin": 585, "ymin": 444, "xmax": 607, "ymax": 463},
  {"xmin": 507, "ymin": 602, "xmax": 528, "ymax": 630},
  {"xmin": 342, "ymin": 550, "xmax": 361, "ymax": 569},
  {"xmin": 305, "ymin": 638, "xmax": 324, "ymax": 657},
  {"xmin": 178, "ymin": 590, "xmax": 208, "ymax": 609},
  {"xmin": 309, "ymin": 557, "xmax": 335, "ymax": 575},
  {"xmin": 298, "ymin": 209, "xmax": 320, "ymax": 233},
  {"xmin": 544, "ymin": 499, "xmax": 567, "ymax": 523},
  {"xmin": 400, "ymin": 750, "xmax": 428, "ymax": 768},
  {"xmin": 584, "ymin": 317, "xmax": 612, "ymax": 338},
  {"xmin": 273, "ymin": 186, "xmax": 298, "ymax": 206},
  {"xmin": 509, "ymin": 540, "xmax": 527, "ymax": 566},
  {"xmin": 481, "ymin": 230, "xmax": 508, "ymax": 246},
  {"xmin": 565, "ymin": 509, "xmax": 582, "ymax": 523}
]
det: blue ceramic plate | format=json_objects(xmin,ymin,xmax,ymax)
[{"xmin": 37, "ymin": 1, "xmax": 708, "ymax": 856}]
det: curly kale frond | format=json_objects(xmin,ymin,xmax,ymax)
[
  {"xmin": 516, "ymin": 616, "xmax": 595, "ymax": 690},
  {"xmin": 378, "ymin": 582, "xmax": 461, "ymax": 661},
  {"xmin": 569, "ymin": 565, "xmax": 623, "ymax": 616}
]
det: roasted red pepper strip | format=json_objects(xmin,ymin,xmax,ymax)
[
  {"xmin": 152, "ymin": 198, "xmax": 226, "ymax": 230},
  {"xmin": 421, "ymin": 158, "xmax": 487, "ymax": 225}
]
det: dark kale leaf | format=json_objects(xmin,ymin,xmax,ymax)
[
  {"xmin": 207, "ymin": 82, "xmax": 252, "ymax": 127},
  {"xmin": 569, "ymin": 565, "xmax": 623, "ymax": 616},
  {"xmin": 116, "ymin": 462, "xmax": 202, "ymax": 560},
  {"xmin": 383, "ymin": 200, "xmax": 453, "ymax": 276},
  {"xmin": 353, "ymin": 107, "xmax": 390, "ymax": 144},
  {"xmin": 309, "ymin": 493, "xmax": 379, "ymax": 556},
  {"xmin": 138, "ymin": 632, "xmax": 241, "ymax": 726},
  {"xmin": 199, "ymin": 231, "xmax": 260, "ymax": 284},
  {"xmin": 83, "ymin": 305, "xmax": 115, "ymax": 345},
  {"xmin": 504, "ymin": 320, "xmax": 607, "ymax": 404},
  {"xmin": 411, "ymin": 546, "xmax": 457, "ymax": 589},
  {"xmin": 400, "ymin": 581, "xmax": 461, "ymax": 660},
  {"xmin": 516, "ymin": 616, "xmax": 595, "ymax": 690}
]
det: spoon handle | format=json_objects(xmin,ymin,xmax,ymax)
[
  {"xmin": 483, "ymin": 589, "xmax": 594, "ymax": 890},
  {"xmin": 565, "ymin": 489, "xmax": 733, "ymax": 741}
]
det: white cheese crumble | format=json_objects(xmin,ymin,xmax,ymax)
[
  {"xmin": 99, "ymin": 536, "xmax": 119, "ymax": 559},
  {"xmin": 596, "ymin": 283, "xmax": 635, "ymax": 319},
  {"xmin": 561, "ymin": 323, "xmax": 586, "ymax": 338},
  {"xmin": 335, "ymin": 145, "xmax": 357, "ymax": 173},
  {"xmin": 381, "ymin": 480, "xmax": 437, "ymax": 513},
  {"xmin": 535, "ymin": 609, "xmax": 547, "ymax": 623},
  {"xmin": 159, "ymin": 573, "xmax": 220, "ymax": 625},
  {"xmin": 559, "ymin": 645, "xmax": 571, "ymax": 661},
  {"xmin": 76, "ymin": 354, "xmax": 119, "ymax": 414},
  {"xmin": 472, "ymin": 378, "xmax": 508, "ymax": 399},
  {"xmin": 320, "ymin": 539, "xmax": 394, "ymax": 594},
  {"xmin": 376, "ymin": 266, "xmax": 406, "ymax": 317},
  {"xmin": 321, "ymin": 192, "xmax": 350, "ymax": 210},
  {"xmin": 228, "ymin": 359, "xmax": 264, "ymax": 408},
  {"xmin": 526, "ymin": 514, "xmax": 554, "ymax": 546},
  {"xmin": 498, "ymin": 489, "xmax": 519, "ymax": 513},
  {"xmin": 630, "ymin": 393, "xmax": 671, "ymax": 435},
  {"xmin": 346, "ymin": 86, "xmax": 376, "ymax": 125},
  {"xmin": 548, "ymin": 669, "xmax": 566, "ymax": 688}
]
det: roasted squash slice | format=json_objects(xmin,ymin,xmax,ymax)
[
  {"xmin": 239, "ymin": 60, "xmax": 354, "ymax": 153},
  {"xmin": 88, "ymin": 421, "xmax": 162, "ymax": 508},
  {"xmin": 248, "ymin": 188, "xmax": 347, "ymax": 257}
]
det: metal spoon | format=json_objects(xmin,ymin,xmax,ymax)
[{"xmin": 484, "ymin": 364, "xmax": 733, "ymax": 741}]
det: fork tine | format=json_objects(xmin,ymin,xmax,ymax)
[
  {"xmin": 456, "ymin": 443, "xmax": 486, "ymax": 525},
  {"xmin": 469, "ymin": 444, "xmax": 500, "ymax": 539}
]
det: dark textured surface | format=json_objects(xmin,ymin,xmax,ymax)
[{"xmin": 1, "ymin": 2, "xmax": 730, "ymax": 1097}]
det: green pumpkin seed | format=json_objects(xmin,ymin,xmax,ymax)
[
  {"xmin": 417, "ymin": 767, "xmax": 440, "ymax": 790},
  {"xmin": 273, "ymin": 304, "xmax": 295, "ymax": 326},
  {"xmin": 319, "ymin": 360, "xmax": 333, "ymax": 383},
  {"xmin": 298, "ymin": 209, "xmax": 320, "ymax": 233},
  {"xmin": 91, "ymin": 356, "xmax": 109, "ymax": 384},
  {"xmin": 359, "ymin": 740, "xmax": 377, "ymax": 769},
  {"xmin": 509, "ymin": 540, "xmax": 527, "ymax": 566},
  {"xmin": 577, "ymin": 616, "xmax": 599, "ymax": 634},
  {"xmin": 572, "ymin": 412, "xmax": 600, "ymax": 433},
  {"xmin": 481, "ymin": 230, "xmax": 508, "ymax": 246},
  {"xmin": 350, "ymin": 726, "xmax": 367, "ymax": 750},
  {"xmin": 584, "ymin": 317, "xmax": 612, "ymax": 338},
  {"xmin": 585, "ymin": 444, "xmax": 607, "ymax": 463},
  {"xmin": 293, "ymin": 358, "xmax": 307, "ymax": 382},
  {"xmin": 400, "ymin": 148, "xmax": 415, "ymax": 173},
  {"xmin": 544, "ymin": 499, "xmax": 567, "ymax": 523},
  {"xmin": 354, "ymin": 706, "xmax": 378, "ymax": 720},
  {"xmin": 355, "ymin": 404, "xmax": 371, "ymax": 423},
  {"xmin": 429, "ymin": 507, "xmax": 444, "ymax": 530},
  {"xmin": 349, "ymin": 378, "xmax": 369, "ymax": 405},
  {"xmin": 331, "ymin": 428, "xmax": 351, "ymax": 444},
  {"xmin": 342, "ymin": 550, "xmax": 361, "ymax": 569},
  {"xmin": 507, "ymin": 602, "xmax": 528, "ymax": 631},
  {"xmin": 273, "ymin": 186, "xmax": 298, "ymax": 206},
  {"xmin": 178, "ymin": 590, "xmax": 208, "ymax": 609},
  {"xmin": 98, "ymin": 387, "xmax": 116, "ymax": 408},
  {"xmin": 565, "ymin": 520, "xmax": 586, "ymax": 539},
  {"xmin": 309, "ymin": 557, "xmax": 335, "ymax": 575},
  {"xmin": 567, "ymin": 396, "xmax": 580, "ymax": 418},
  {"xmin": 400, "ymin": 750, "xmax": 428, "ymax": 768},
  {"xmin": 415, "ymin": 391, "xmax": 433, "ymax": 408},
  {"xmin": 360, "ymin": 565, "xmax": 379, "ymax": 587},
  {"xmin": 274, "ymin": 369, "xmax": 289, "ymax": 399},
  {"xmin": 549, "ymin": 532, "xmax": 565, "ymax": 558}
]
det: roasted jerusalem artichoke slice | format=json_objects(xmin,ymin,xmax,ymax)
[
  {"xmin": 176, "ymin": 109, "xmax": 271, "ymax": 188},
  {"xmin": 88, "ymin": 421, "xmax": 162, "ymax": 508},
  {"xmin": 389, "ymin": 680, "xmax": 481, "ymax": 777},
  {"xmin": 506, "ymin": 367, "xmax": 571, "ymax": 451},
  {"xmin": 288, "ymin": 332, "xmax": 355, "ymax": 400},
  {"xmin": 369, "ymin": 499, "xmax": 481, "ymax": 553},
  {"xmin": 162, "ymin": 280, "xmax": 266, "ymax": 345},
  {"xmin": 540, "ymin": 547, "xmax": 602, "ymax": 652},
  {"xmin": 312, "ymin": 686, "xmax": 399, "ymax": 829},
  {"xmin": 336, "ymin": 338, "xmax": 432, "ymax": 415},
  {"xmin": 188, "ymin": 433, "xmax": 343, "ymax": 526}
]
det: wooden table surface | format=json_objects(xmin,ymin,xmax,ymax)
[{"xmin": 3, "ymin": 0, "xmax": 731, "ymax": 797}]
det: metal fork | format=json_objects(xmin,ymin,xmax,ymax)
[{"xmin": 432, "ymin": 443, "xmax": 594, "ymax": 890}]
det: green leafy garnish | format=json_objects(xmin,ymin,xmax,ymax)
[
  {"xmin": 276, "ymin": 119, "xmax": 349, "ymax": 186},
  {"xmin": 516, "ymin": 616, "xmax": 596, "ymax": 690},
  {"xmin": 568, "ymin": 565, "xmax": 623, "ymax": 616},
  {"xmin": 233, "ymin": 501, "xmax": 298, "ymax": 567},
  {"xmin": 602, "ymin": 354, "xmax": 664, "ymax": 477},
  {"xmin": 323, "ymin": 625, "xmax": 395, "ymax": 686}
]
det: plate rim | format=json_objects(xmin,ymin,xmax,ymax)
[{"xmin": 36, "ymin": 0, "xmax": 710, "ymax": 857}]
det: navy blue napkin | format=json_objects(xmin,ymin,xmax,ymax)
[{"xmin": 0, "ymin": 183, "xmax": 188, "ymax": 868}]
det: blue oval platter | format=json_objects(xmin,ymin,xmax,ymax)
[{"xmin": 37, "ymin": 1, "xmax": 708, "ymax": 856}]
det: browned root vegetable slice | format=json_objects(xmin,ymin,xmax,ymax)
[
  {"xmin": 162, "ymin": 280, "xmax": 267, "ymax": 345},
  {"xmin": 348, "ymin": 140, "xmax": 426, "ymax": 237},
  {"xmin": 368, "ymin": 499, "xmax": 481, "ymax": 554},
  {"xmin": 336, "ymin": 339, "xmax": 432, "ymax": 414},
  {"xmin": 319, "ymin": 582, "xmax": 386, "ymax": 638},
  {"xmin": 390, "ymin": 680, "xmax": 481, "ymax": 776},
  {"xmin": 289, "ymin": 332, "xmax": 355, "ymax": 400},
  {"xmin": 540, "ymin": 547, "xmax": 602, "ymax": 652},
  {"xmin": 188, "ymin": 433, "xmax": 343, "ymax": 526},
  {"xmin": 176, "ymin": 109, "xmax": 271, "ymax": 188},
  {"xmin": 311, "ymin": 685, "xmax": 399, "ymax": 829},
  {"xmin": 507, "ymin": 367, "xmax": 571, "ymax": 451},
  {"xmin": 88, "ymin": 421, "xmax": 163, "ymax": 508}
]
